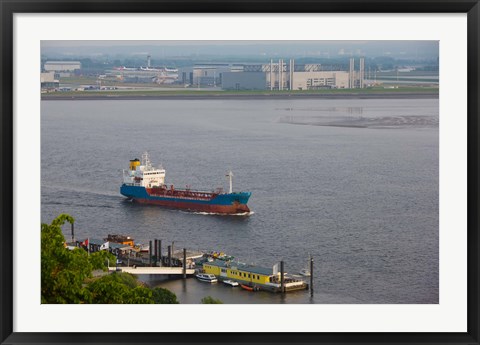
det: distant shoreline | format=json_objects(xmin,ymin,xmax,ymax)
[{"xmin": 41, "ymin": 92, "xmax": 438, "ymax": 101}]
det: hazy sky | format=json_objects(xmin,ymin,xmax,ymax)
[
  {"xmin": 41, "ymin": 40, "xmax": 439, "ymax": 60},
  {"xmin": 42, "ymin": 40, "xmax": 383, "ymax": 47}
]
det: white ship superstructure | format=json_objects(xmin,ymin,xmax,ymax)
[{"xmin": 123, "ymin": 152, "xmax": 166, "ymax": 188}]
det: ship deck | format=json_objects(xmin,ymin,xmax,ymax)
[{"xmin": 147, "ymin": 187, "xmax": 217, "ymax": 200}]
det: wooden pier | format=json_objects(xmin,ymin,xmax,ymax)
[{"xmin": 109, "ymin": 267, "xmax": 195, "ymax": 275}]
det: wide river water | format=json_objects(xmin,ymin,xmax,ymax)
[{"xmin": 41, "ymin": 98, "xmax": 438, "ymax": 304}]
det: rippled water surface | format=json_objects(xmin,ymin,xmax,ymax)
[{"xmin": 41, "ymin": 98, "xmax": 439, "ymax": 304}]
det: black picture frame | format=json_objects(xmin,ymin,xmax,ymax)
[{"xmin": 1, "ymin": 1, "xmax": 479, "ymax": 344}]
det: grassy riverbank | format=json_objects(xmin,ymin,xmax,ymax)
[{"xmin": 42, "ymin": 86, "xmax": 439, "ymax": 100}]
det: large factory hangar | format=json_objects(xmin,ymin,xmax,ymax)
[
  {"xmin": 221, "ymin": 58, "xmax": 364, "ymax": 91},
  {"xmin": 222, "ymin": 72, "xmax": 266, "ymax": 90},
  {"xmin": 44, "ymin": 61, "xmax": 82, "ymax": 72}
]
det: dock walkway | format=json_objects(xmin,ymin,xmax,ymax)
[{"xmin": 109, "ymin": 267, "xmax": 195, "ymax": 275}]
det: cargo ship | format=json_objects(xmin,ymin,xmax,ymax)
[{"xmin": 120, "ymin": 152, "xmax": 251, "ymax": 215}]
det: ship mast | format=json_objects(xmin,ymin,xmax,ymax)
[
  {"xmin": 226, "ymin": 171, "xmax": 233, "ymax": 194},
  {"xmin": 142, "ymin": 152, "xmax": 151, "ymax": 169}
]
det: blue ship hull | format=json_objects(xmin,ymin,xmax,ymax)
[{"xmin": 120, "ymin": 184, "xmax": 251, "ymax": 214}]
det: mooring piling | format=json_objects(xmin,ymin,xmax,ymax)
[
  {"xmin": 71, "ymin": 222, "xmax": 75, "ymax": 243},
  {"xmin": 149, "ymin": 240, "xmax": 152, "ymax": 266},
  {"xmin": 280, "ymin": 260, "xmax": 285, "ymax": 294},
  {"xmin": 310, "ymin": 256, "xmax": 314, "ymax": 297},
  {"xmin": 183, "ymin": 248, "xmax": 187, "ymax": 279},
  {"xmin": 154, "ymin": 239, "xmax": 158, "ymax": 265},
  {"xmin": 168, "ymin": 245, "xmax": 172, "ymax": 267},
  {"xmin": 158, "ymin": 240, "xmax": 162, "ymax": 267}
]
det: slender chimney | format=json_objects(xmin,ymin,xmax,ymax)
[
  {"xmin": 290, "ymin": 59, "xmax": 295, "ymax": 90},
  {"xmin": 278, "ymin": 59, "xmax": 282, "ymax": 90},
  {"xmin": 270, "ymin": 59, "xmax": 273, "ymax": 90},
  {"xmin": 349, "ymin": 57, "xmax": 355, "ymax": 88},
  {"xmin": 359, "ymin": 57, "xmax": 365, "ymax": 88}
]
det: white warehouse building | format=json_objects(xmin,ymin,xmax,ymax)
[
  {"xmin": 44, "ymin": 61, "xmax": 82, "ymax": 72},
  {"xmin": 290, "ymin": 71, "xmax": 350, "ymax": 90}
]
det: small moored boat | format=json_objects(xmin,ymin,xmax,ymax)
[
  {"xmin": 240, "ymin": 284, "xmax": 255, "ymax": 292},
  {"xmin": 299, "ymin": 268, "xmax": 311, "ymax": 277},
  {"xmin": 196, "ymin": 273, "xmax": 218, "ymax": 283},
  {"xmin": 223, "ymin": 280, "xmax": 239, "ymax": 287}
]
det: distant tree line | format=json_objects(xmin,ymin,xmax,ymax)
[{"xmin": 40, "ymin": 55, "xmax": 439, "ymax": 74}]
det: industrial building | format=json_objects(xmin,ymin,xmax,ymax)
[
  {"xmin": 221, "ymin": 58, "xmax": 365, "ymax": 90},
  {"xmin": 191, "ymin": 64, "xmax": 224, "ymax": 87},
  {"xmin": 101, "ymin": 53, "xmax": 365, "ymax": 89},
  {"xmin": 291, "ymin": 71, "xmax": 349, "ymax": 90},
  {"xmin": 40, "ymin": 72, "xmax": 59, "ymax": 90},
  {"xmin": 179, "ymin": 64, "xmax": 243, "ymax": 87},
  {"xmin": 222, "ymin": 72, "xmax": 266, "ymax": 90},
  {"xmin": 44, "ymin": 61, "xmax": 81, "ymax": 72}
]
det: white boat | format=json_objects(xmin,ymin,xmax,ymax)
[
  {"xmin": 196, "ymin": 273, "xmax": 218, "ymax": 283},
  {"xmin": 299, "ymin": 268, "xmax": 311, "ymax": 277},
  {"xmin": 223, "ymin": 280, "xmax": 239, "ymax": 287}
]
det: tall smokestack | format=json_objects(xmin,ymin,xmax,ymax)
[
  {"xmin": 359, "ymin": 57, "xmax": 365, "ymax": 88},
  {"xmin": 349, "ymin": 58, "xmax": 355, "ymax": 89},
  {"xmin": 290, "ymin": 59, "xmax": 294, "ymax": 90},
  {"xmin": 270, "ymin": 59, "xmax": 273, "ymax": 90},
  {"xmin": 147, "ymin": 55, "xmax": 151, "ymax": 68},
  {"xmin": 278, "ymin": 59, "xmax": 282, "ymax": 91}
]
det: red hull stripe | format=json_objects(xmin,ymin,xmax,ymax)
[{"xmin": 133, "ymin": 198, "xmax": 250, "ymax": 214}]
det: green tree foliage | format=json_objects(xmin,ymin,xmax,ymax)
[
  {"xmin": 41, "ymin": 214, "xmax": 179, "ymax": 304},
  {"xmin": 152, "ymin": 287, "xmax": 179, "ymax": 304},
  {"xmin": 87, "ymin": 272, "xmax": 154, "ymax": 304},
  {"xmin": 89, "ymin": 250, "xmax": 116, "ymax": 272},
  {"xmin": 114, "ymin": 270, "xmax": 139, "ymax": 289},
  {"xmin": 41, "ymin": 214, "xmax": 92, "ymax": 303},
  {"xmin": 128, "ymin": 286, "xmax": 155, "ymax": 304},
  {"xmin": 201, "ymin": 296, "xmax": 223, "ymax": 304}
]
